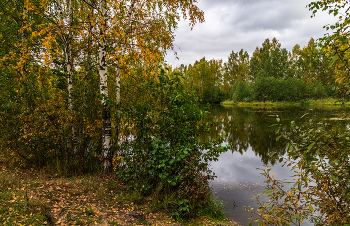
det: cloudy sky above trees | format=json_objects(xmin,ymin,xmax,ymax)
[{"xmin": 165, "ymin": 0, "xmax": 338, "ymax": 67}]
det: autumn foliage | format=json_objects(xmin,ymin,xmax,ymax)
[{"xmin": 0, "ymin": 0, "xmax": 204, "ymax": 172}]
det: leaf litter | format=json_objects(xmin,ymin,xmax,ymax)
[{"xmin": 0, "ymin": 166, "xmax": 238, "ymax": 225}]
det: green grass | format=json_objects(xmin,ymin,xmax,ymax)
[
  {"xmin": 221, "ymin": 98, "xmax": 350, "ymax": 107},
  {"xmin": 84, "ymin": 206, "xmax": 94, "ymax": 216},
  {"xmin": 221, "ymin": 100, "xmax": 302, "ymax": 107},
  {"xmin": 305, "ymin": 98, "xmax": 350, "ymax": 106}
]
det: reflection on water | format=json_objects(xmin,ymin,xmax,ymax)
[{"xmin": 204, "ymin": 105, "xmax": 350, "ymax": 225}]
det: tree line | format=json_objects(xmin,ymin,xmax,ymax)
[{"xmin": 176, "ymin": 37, "xmax": 343, "ymax": 103}]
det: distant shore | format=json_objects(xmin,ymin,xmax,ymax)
[{"xmin": 221, "ymin": 98, "xmax": 350, "ymax": 107}]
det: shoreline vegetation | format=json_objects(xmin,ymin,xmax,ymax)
[
  {"xmin": 0, "ymin": 166, "xmax": 239, "ymax": 226},
  {"xmin": 220, "ymin": 98, "xmax": 350, "ymax": 107}
]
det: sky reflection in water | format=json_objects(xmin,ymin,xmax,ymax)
[{"xmin": 204, "ymin": 105, "xmax": 350, "ymax": 225}]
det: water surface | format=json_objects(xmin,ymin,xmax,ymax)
[{"xmin": 204, "ymin": 105, "xmax": 350, "ymax": 225}]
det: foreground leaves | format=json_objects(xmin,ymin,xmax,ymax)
[
  {"xmin": 0, "ymin": 166, "xmax": 238, "ymax": 226},
  {"xmin": 248, "ymin": 114, "xmax": 350, "ymax": 226}
]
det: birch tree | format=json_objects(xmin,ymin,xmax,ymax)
[
  {"xmin": 115, "ymin": 0, "xmax": 136, "ymax": 105},
  {"xmin": 57, "ymin": 0, "xmax": 77, "ymax": 152},
  {"xmin": 93, "ymin": 0, "xmax": 204, "ymax": 174},
  {"xmin": 0, "ymin": 0, "xmax": 205, "ymax": 174},
  {"xmin": 98, "ymin": 0, "xmax": 113, "ymax": 174}
]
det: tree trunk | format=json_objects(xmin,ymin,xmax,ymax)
[
  {"xmin": 22, "ymin": 0, "xmax": 27, "ymax": 70},
  {"xmin": 99, "ymin": 0, "xmax": 112, "ymax": 175},
  {"xmin": 114, "ymin": 0, "xmax": 136, "ymax": 148},
  {"xmin": 116, "ymin": 0, "xmax": 136, "ymax": 104},
  {"xmin": 58, "ymin": 0, "xmax": 76, "ymax": 154}
]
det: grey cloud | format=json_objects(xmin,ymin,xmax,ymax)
[{"xmin": 165, "ymin": 0, "xmax": 338, "ymax": 67}]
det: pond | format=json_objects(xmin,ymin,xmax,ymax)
[{"xmin": 204, "ymin": 104, "xmax": 350, "ymax": 225}]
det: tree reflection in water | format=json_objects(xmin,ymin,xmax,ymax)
[
  {"xmin": 201, "ymin": 104, "xmax": 349, "ymax": 165},
  {"xmin": 202, "ymin": 104, "xmax": 350, "ymax": 225}
]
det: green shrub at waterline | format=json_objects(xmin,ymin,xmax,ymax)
[
  {"xmin": 116, "ymin": 70, "xmax": 230, "ymax": 220},
  {"xmin": 231, "ymin": 80, "xmax": 253, "ymax": 102},
  {"xmin": 253, "ymin": 77, "xmax": 307, "ymax": 102},
  {"xmin": 228, "ymin": 77, "xmax": 339, "ymax": 103}
]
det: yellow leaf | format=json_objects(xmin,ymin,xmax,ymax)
[
  {"xmin": 271, "ymin": 174, "xmax": 275, "ymax": 179},
  {"xmin": 309, "ymin": 205, "xmax": 314, "ymax": 212}
]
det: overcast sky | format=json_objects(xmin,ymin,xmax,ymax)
[{"xmin": 165, "ymin": 0, "xmax": 338, "ymax": 67}]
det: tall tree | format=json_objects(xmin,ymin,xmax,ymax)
[
  {"xmin": 98, "ymin": 0, "xmax": 113, "ymax": 174},
  {"xmin": 250, "ymin": 38, "xmax": 290, "ymax": 79},
  {"xmin": 94, "ymin": 0, "xmax": 205, "ymax": 172},
  {"xmin": 223, "ymin": 49, "xmax": 250, "ymax": 98},
  {"xmin": 182, "ymin": 57, "xmax": 224, "ymax": 103},
  {"xmin": 309, "ymin": 0, "xmax": 350, "ymax": 84}
]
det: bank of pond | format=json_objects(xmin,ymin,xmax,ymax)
[{"xmin": 221, "ymin": 98, "xmax": 350, "ymax": 107}]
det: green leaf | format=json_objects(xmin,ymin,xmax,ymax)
[{"xmin": 307, "ymin": 142, "xmax": 315, "ymax": 151}]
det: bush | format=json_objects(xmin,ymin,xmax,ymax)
[
  {"xmin": 116, "ymin": 69, "xmax": 230, "ymax": 220},
  {"xmin": 0, "ymin": 68, "xmax": 103, "ymax": 175},
  {"xmin": 253, "ymin": 77, "xmax": 278, "ymax": 101},
  {"xmin": 282, "ymin": 78, "xmax": 307, "ymax": 102},
  {"xmin": 249, "ymin": 115, "xmax": 350, "ymax": 225},
  {"xmin": 203, "ymin": 86, "xmax": 225, "ymax": 103},
  {"xmin": 309, "ymin": 80, "xmax": 328, "ymax": 99},
  {"xmin": 231, "ymin": 81, "xmax": 253, "ymax": 102},
  {"xmin": 252, "ymin": 77, "xmax": 306, "ymax": 102}
]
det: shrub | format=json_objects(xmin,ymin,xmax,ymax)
[
  {"xmin": 203, "ymin": 86, "xmax": 225, "ymax": 103},
  {"xmin": 253, "ymin": 77, "xmax": 278, "ymax": 102},
  {"xmin": 116, "ymin": 69, "xmax": 230, "ymax": 220},
  {"xmin": 310, "ymin": 80, "xmax": 328, "ymax": 99},
  {"xmin": 231, "ymin": 81, "xmax": 253, "ymax": 102},
  {"xmin": 252, "ymin": 77, "xmax": 306, "ymax": 102},
  {"xmin": 249, "ymin": 115, "xmax": 350, "ymax": 225}
]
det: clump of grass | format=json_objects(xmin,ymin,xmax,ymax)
[
  {"xmin": 222, "ymin": 100, "xmax": 302, "ymax": 107},
  {"xmin": 27, "ymin": 198, "xmax": 51, "ymax": 219},
  {"xmin": 108, "ymin": 220, "xmax": 119, "ymax": 225},
  {"xmin": 85, "ymin": 206, "xmax": 94, "ymax": 216},
  {"xmin": 0, "ymin": 170, "xmax": 51, "ymax": 225},
  {"xmin": 221, "ymin": 100, "xmax": 236, "ymax": 105}
]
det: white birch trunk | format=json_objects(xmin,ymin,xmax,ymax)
[
  {"xmin": 57, "ymin": 0, "xmax": 73, "ymax": 112},
  {"xmin": 84, "ymin": 9, "xmax": 94, "ymax": 107},
  {"xmin": 21, "ymin": 1, "xmax": 28, "ymax": 135},
  {"xmin": 66, "ymin": 0, "xmax": 73, "ymax": 114},
  {"xmin": 58, "ymin": 0, "xmax": 76, "ymax": 153},
  {"xmin": 99, "ymin": 0, "xmax": 112, "ymax": 174},
  {"xmin": 116, "ymin": 0, "xmax": 136, "ymax": 104},
  {"xmin": 22, "ymin": 1, "xmax": 27, "ymax": 75},
  {"xmin": 66, "ymin": 47, "xmax": 73, "ymax": 113}
]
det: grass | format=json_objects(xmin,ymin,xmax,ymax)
[
  {"xmin": 221, "ymin": 100, "xmax": 302, "ymax": 107},
  {"xmin": 0, "ymin": 166, "xmax": 240, "ymax": 226},
  {"xmin": 305, "ymin": 98, "xmax": 350, "ymax": 106},
  {"xmin": 221, "ymin": 98, "xmax": 350, "ymax": 107}
]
